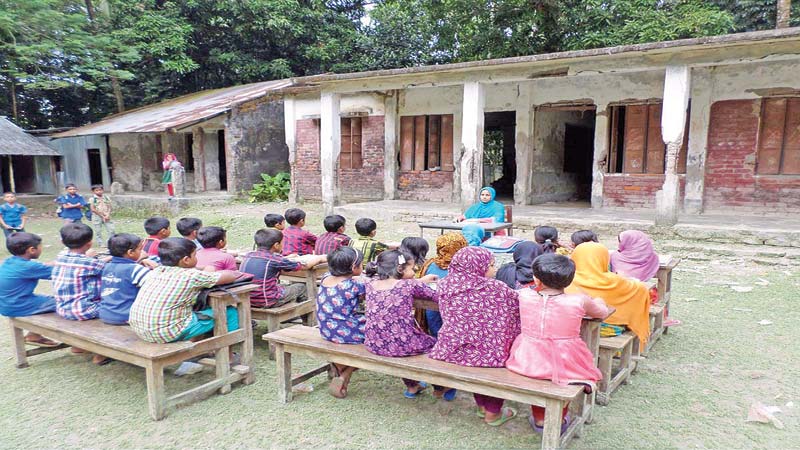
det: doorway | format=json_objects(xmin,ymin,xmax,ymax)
[
  {"xmin": 217, "ymin": 130, "xmax": 227, "ymax": 190},
  {"xmin": 0, "ymin": 156, "xmax": 36, "ymax": 193},
  {"xmin": 532, "ymin": 105, "xmax": 596, "ymax": 203},
  {"xmin": 87, "ymin": 149, "xmax": 103, "ymax": 185},
  {"xmin": 483, "ymin": 111, "xmax": 516, "ymax": 199}
]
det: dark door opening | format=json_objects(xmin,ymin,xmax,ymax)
[
  {"xmin": 483, "ymin": 111, "xmax": 516, "ymax": 200},
  {"xmin": 87, "ymin": 149, "xmax": 103, "ymax": 185},
  {"xmin": 0, "ymin": 156, "xmax": 37, "ymax": 193},
  {"xmin": 217, "ymin": 130, "xmax": 227, "ymax": 190},
  {"xmin": 563, "ymin": 123, "xmax": 595, "ymax": 201}
]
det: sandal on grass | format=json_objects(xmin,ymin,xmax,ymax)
[
  {"xmin": 476, "ymin": 408, "xmax": 486, "ymax": 419},
  {"xmin": 486, "ymin": 407, "xmax": 517, "ymax": 427},
  {"xmin": 528, "ymin": 414, "xmax": 571, "ymax": 435},
  {"xmin": 403, "ymin": 381, "xmax": 428, "ymax": 399}
]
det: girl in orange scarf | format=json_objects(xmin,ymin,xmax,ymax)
[{"xmin": 566, "ymin": 242, "xmax": 650, "ymax": 349}]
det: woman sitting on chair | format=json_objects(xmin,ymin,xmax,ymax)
[{"xmin": 456, "ymin": 186, "xmax": 506, "ymax": 223}]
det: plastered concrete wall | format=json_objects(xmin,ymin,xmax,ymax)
[
  {"xmin": 226, "ymin": 97, "xmax": 289, "ymax": 194},
  {"xmin": 108, "ymin": 133, "xmax": 145, "ymax": 192}
]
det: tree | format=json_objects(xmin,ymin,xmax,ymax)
[{"xmin": 777, "ymin": 0, "xmax": 792, "ymax": 28}]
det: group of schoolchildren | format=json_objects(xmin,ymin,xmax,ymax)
[{"xmin": 0, "ymin": 192, "xmax": 665, "ymax": 434}]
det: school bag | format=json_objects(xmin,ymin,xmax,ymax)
[{"xmin": 193, "ymin": 274, "xmax": 255, "ymax": 313}]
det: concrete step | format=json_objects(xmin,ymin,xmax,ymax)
[{"xmin": 655, "ymin": 240, "xmax": 800, "ymax": 265}]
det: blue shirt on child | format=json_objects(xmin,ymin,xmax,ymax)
[
  {"xmin": 0, "ymin": 256, "xmax": 56, "ymax": 317},
  {"xmin": 56, "ymin": 194, "xmax": 87, "ymax": 220},
  {"xmin": 99, "ymin": 256, "xmax": 152, "ymax": 325},
  {"xmin": 0, "ymin": 203, "xmax": 27, "ymax": 228}
]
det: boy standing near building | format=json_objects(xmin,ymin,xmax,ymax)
[
  {"xmin": 56, "ymin": 184, "xmax": 88, "ymax": 224},
  {"xmin": 89, "ymin": 184, "xmax": 115, "ymax": 246},
  {"xmin": 0, "ymin": 192, "xmax": 27, "ymax": 240}
]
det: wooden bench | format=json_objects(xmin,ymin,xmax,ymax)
[
  {"xmin": 595, "ymin": 332, "xmax": 636, "ymax": 406},
  {"xmin": 8, "ymin": 285, "xmax": 256, "ymax": 420},
  {"xmin": 252, "ymin": 299, "xmax": 317, "ymax": 360},
  {"xmin": 264, "ymin": 325, "xmax": 593, "ymax": 450},
  {"xmin": 644, "ymin": 258, "xmax": 679, "ymax": 354}
]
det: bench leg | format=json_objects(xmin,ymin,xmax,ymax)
[
  {"xmin": 266, "ymin": 316, "xmax": 280, "ymax": 361},
  {"xmin": 212, "ymin": 302, "xmax": 232, "ymax": 395},
  {"xmin": 275, "ymin": 343, "xmax": 293, "ymax": 403},
  {"xmin": 302, "ymin": 311, "xmax": 317, "ymax": 327},
  {"xmin": 596, "ymin": 350, "xmax": 612, "ymax": 405},
  {"xmin": 9, "ymin": 322, "xmax": 28, "ymax": 369},
  {"xmin": 620, "ymin": 340, "xmax": 633, "ymax": 385},
  {"xmin": 145, "ymin": 361, "xmax": 166, "ymax": 420},
  {"xmin": 238, "ymin": 301, "xmax": 255, "ymax": 385},
  {"xmin": 542, "ymin": 398, "xmax": 566, "ymax": 450}
]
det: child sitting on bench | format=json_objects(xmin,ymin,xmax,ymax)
[
  {"xmin": 505, "ymin": 253, "xmax": 608, "ymax": 434},
  {"xmin": 99, "ymin": 233, "xmax": 154, "ymax": 325},
  {"xmin": 316, "ymin": 247, "xmax": 366, "ymax": 398},
  {"xmin": 195, "ymin": 226, "xmax": 238, "ymax": 271}
]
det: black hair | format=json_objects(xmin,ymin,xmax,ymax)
[
  {"xmin": 90, "ymin": 184, "xmax": 104, "ymax": 191},
  {"xmin": 144, "ymin": 217, "xmax": 170, "ymax": 236},
  {"xmin": 60, "ymin": 223, "xmax": 93, "ymax": 249},
  {"xmin": 323, "ymin": 214, "xmax": 346, "ymax": 232},
  {"xmin": 197, "ymin": 226, "xmax": 226, "ymax": 248},
  {"xmin": 254, "ymin": 228, "xmax": 283, "ymax": 251},
  {"xmin": 176, "ymin": 217, "xmax": 203, "ymax": 237},
  {"xmin": 4, "ymin": 191, "xmax": 15, "ymax": 196},
  {"xmin": 327, "ymin": 247, "xmax": 364, "ymax": 276},
  {"xmin": 355, "ymin": 218, "xmax": 377, "ymax": 236},
  {"xmin": 158, "ymin": 237, "xmax": 197, "ymax": 267},
  {"xmin": 571, "ymin": 230, "xmax": 598, "ymax": 247},
  {"xmin": 400, "ymin": 237, "xmax": 429, "ymax": 266},
  {"xmin": 263, "ymin": 213, "xmax": 285, "ymax": 228},
  {"xmin": 6, "ymin": 232, "xmax": 41, "ymax": 256},
  {"xmin": 364, "ymin": 250, "xmax": 412, "ymax": 280},
  {"xmin": 534, "ymin": 225, "xmax": 560, "ymax": 254},
  {"xmin": 532, "ymin": 253, "xmax": 576, "ymax": 290},
  {"xmin": 64, "ymin": 183, "xmax": 76, "ymax": 189},
  {"xmin": 284, "ymin": 208, "xmax": 306, "ymax": 225},
  {"xmin": 108, "ymin": 233, "xmax": 142, "ymax": 258}
]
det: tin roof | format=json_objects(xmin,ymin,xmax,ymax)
[
  {"xmin": 54, "ymin": 79, "xmax": 293, "ymax": 138},
  {"xmin": 0, "ymin": 117, "xmax": 60, "ymax": 156}
]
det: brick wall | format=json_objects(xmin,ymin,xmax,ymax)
[
  {"xmin": 704, "ymin": 99, "xmax": 800, "ymax": 213},
  {"xmin": 340, "ymin": 116, "xmax": 385, "ymax": 201},
  {"xmin": 398, "ymin": 171, "xmax": 454, "ymax": 202},
  {"xmin": 603, "ymin": 174, "xmax": 685, "ymax": 209},
  {"xmin": 295, "ymin": 119, "xmax": 322, "ymax": 200}
]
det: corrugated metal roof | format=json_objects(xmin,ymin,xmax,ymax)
[
  {"xmin": 54, "ymin": 79, "xmax": 293, "ymax": 138},
  {"xmin": 0, "ymin": 117, "xmax": 60, "ymax": 156}
]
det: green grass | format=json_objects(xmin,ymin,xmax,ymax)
[{"xmin": 1, "ymin": 200, "xmax": 798, "ymax": 448}]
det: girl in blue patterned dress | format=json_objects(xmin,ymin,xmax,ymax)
[{"xmin": 316, "ymin": 247, "xmax": 365, "ymax": 398}]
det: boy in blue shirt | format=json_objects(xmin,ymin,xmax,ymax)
[
  {"xmin": 99, "ymin": 233, "xmax": 155, "ymax": 325},
  {"xmin": 0, "ymin": 192, "xmax": 27, "ymax": 239},
  {"xmin": 0, "ymin": 232, "xmax": 59, "ymax": 347},
  {"xmin": 56, "ymin": 184, "xmax": 88, "ymax": 224}
]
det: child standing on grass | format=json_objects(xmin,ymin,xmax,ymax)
[
  {"xmin": 177, "ymin": 217, "xmax": 203, "ymax": 249},
  {"xmin": 281, "ymin": 208, "xmax": 317, "ymax": 256},
  {"xmin": 314, "ymin": 214, "xmax": 351, "ymax": 255},
  {"xmin": 239, "ymin": 229, "xmax": 326, "ymax": 308},
  {"xmin": 0, "ymin": 232, "xmax": 59, "ymax": 347},
  {"xmin": 0, "ymin": 192, "xmax": 27, "ymax": 240},
  {"xmin": 349, "ymin": 218, "xmax": 390, "ymax": 265},
  {"xmin": 316, "ymin": 247, "xmax": 366, "ymax": 398},
  {"xmin": 129, "ymin": 238, "xmax": 241, "ymax": 344},
  {"xmin": 142, "ymin": 217, "xmax": 171, "ymax": 257},
  {"xmin": 195, "ymin": 226, "xmax": 238, "ymax": 271},
  {"xmin": 55, "ymin": 183, "xmax": 87, "ymax": 224},
  {"xmin": 99, "ymin": 234, "xmax": 154, "ymax": 325},
  {"xmin": 89, "ymin": 185, "xmax": 115, "ymax": 247},
  {"xmin": 505, "ymin": 253, "xmax": 608, "ymax": 434},
  {"xmin": 364, "ymin": 250, "xmax": 441, "ymax": 399}
]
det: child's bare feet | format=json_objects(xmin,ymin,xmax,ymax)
[
  {"xmin": 92, "ymin": 354, "xmax": 112, "ymax": 365},
  {"xmin": 70, "ymin": 347, "xmax": 87, "ymax": 354},
  {"xmin": 24, "ymin": 333, "xmax": 59, "ymax": 347}
]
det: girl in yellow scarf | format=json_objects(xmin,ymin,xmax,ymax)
[{"xmin": 566, "ymin": 242, "xmax": 650, "ymax": 349}]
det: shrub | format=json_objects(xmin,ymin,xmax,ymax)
[{"xmin": 249, "ymin": 172, "xmax": 290, "ymax": 202}]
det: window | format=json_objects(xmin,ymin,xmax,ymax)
[
  {"xmin": 399, "ymin": 114, "xmax": 454, "ymax": 171},
  {"xmin": 608, "ymin": 103, "xmax": 688, "ymax": 174},
  {"xmin": 340, "ymin": 117, "xmax": 362, "ymax": 169},
  {"xmin": 756, "ymin": 97, "xmax": 800, "ymax": 175}
]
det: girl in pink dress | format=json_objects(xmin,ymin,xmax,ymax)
[{"xmin": 506, "ymin": 253, "xmax": 608, "ymax": 433}]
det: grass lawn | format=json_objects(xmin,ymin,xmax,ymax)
[{"xmin": 0, "ymin": 199, "xmax": 798, "ymax": 448}]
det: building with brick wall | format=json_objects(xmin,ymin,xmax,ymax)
[
  {"xmin": 50, "ymin": 80, "xmax": 296, "ymax": 195},
  {"xmin": 285, "ymin": 28, "xmax": 800, "ymax": 220}
]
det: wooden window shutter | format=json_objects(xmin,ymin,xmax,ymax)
[
  {"xmin": 400, "ymin": 117, "xmax": 415, "ymax": 171},
  {"xmin": 782, "ymin": 98, "xmax": 800, "ymax": 174},
  {"xmin": 441, "ymin": 115, "xmax": 454, "ymax": 171},
  {"xmin": 340, "ymin": 118, "xmax": 352, "ymax": 169},
  {"xmin": 413, "ymin": 116, "xmax": 426, "ymax": 171},
  {"xmin": 645, "ymin": 104, "xmax": 665, "ymax": 174},
  {"xmin": 340, "ymin": 118, "xmax": 363, "ymax": 169},
  {"xmin": 756, "ymin": 98, "xmax": 787, "ymax": 175},
  {"xmin": 427, "ymin": 115, "xmax": 441, "ymax": 169},
  {"xmin": 622, "ymin": 105, "xmax": 647, "ymax": 173}
]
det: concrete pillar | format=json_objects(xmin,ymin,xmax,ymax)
[
  {"xmin": 192, "ymin": 127, "xmax": 206, "ymax": 192},
  {"xmin": 320, "ymin": 92, "xmax": 341, "ymax": 215},
  {"xmin": 683, "ymin": 69, "xmax": 713, "ymax": 214},
  {"xmin": 460, "ymin": 81, "xmax": 485, "ymax": 209},
  {"xmin": 383, "ymin": 91, "xmax": 399, "ymax": 200},
  {"xmin": 514, "ymin": 89, "xmax": 533, "ymax": 205},
  {"xmin": 283, "ymin": 97, "xmax": 298, "ymax": 203},
  {"xmin": 590, "ymin": 103, "xmax": 610, "ymax": 208},
  {"xmin": 656, "ymin": 66, "xmax": 691, "ymax": 226}
]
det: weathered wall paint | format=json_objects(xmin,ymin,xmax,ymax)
[{"xmin": 47, "ymin": 135, "xmax": 108, "ymax": 191}]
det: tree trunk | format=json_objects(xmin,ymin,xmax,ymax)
[
  {"xmin": 777, "ymin": 0, "xmax": 792, "ymax": 28},
  {"xmin": 85, "ymin": 0, "xmax": 124, "ymax": 112},
  {"xmin": 9, "ymin": 79, "xmax": 18, "ymax": 122}
]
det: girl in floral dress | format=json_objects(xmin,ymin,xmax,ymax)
[
  {"xmin": 316, "ymin": 247, "xmax": 366, "ymax": 398},
  {"xmin": 364, "ymin": 250, "xmax": 439, "ymax": 398}
]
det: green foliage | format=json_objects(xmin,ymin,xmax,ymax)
[{"xmin": 248, "ymin": 172, "xmax": 291, "ymax": 203}]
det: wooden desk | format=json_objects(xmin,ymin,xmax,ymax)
[
  {"xmin": 656, "ymin": 258, "xmax": 679, "ymax": 304},
  {"xmin": 418, "ymin": 221, "xmax": 513, "ymax": 238},
  {"xmin": 281, "ymin": 263, "xmax": 329, "ymax": 298}
]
